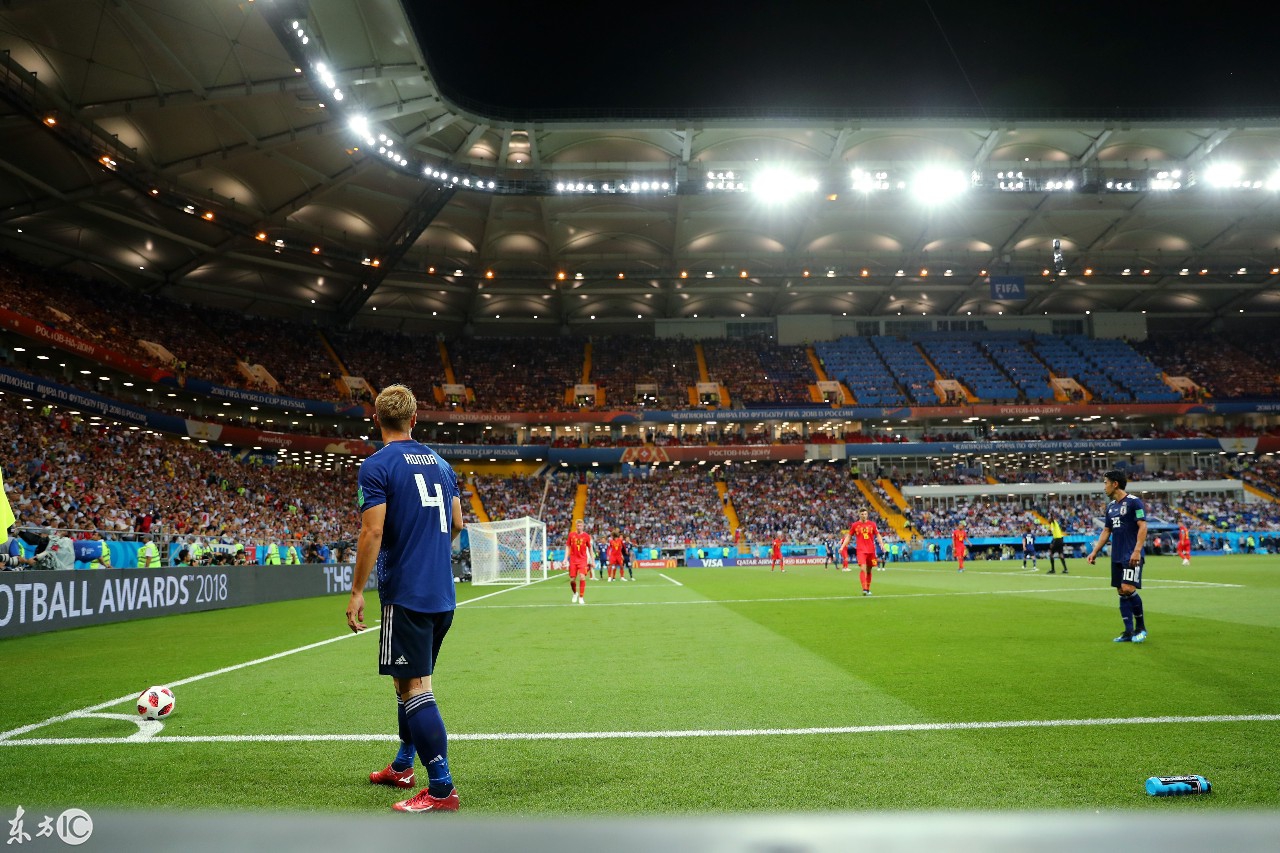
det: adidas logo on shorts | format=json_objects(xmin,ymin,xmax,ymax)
[{"xmin": 394, "ymin": 656, "xmax": 409, "ymax": 665}]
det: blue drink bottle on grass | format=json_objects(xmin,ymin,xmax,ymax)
[{"xmin": 1145, "ymin": 775, "xmax": 1211, "ymax": 796}]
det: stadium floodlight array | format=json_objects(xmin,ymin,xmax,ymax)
[
  {"xmin": 467, "ymin": 517, "xmax": 548, "ymax": 586},
  {"xmin": 705, "ymin": 171, "xmax": 748, "ymax": 192},
  {"xmin": 852, "ymin": 168, "xmax": 897, "ymax": 192},
  {"xmin": 1149, "ymin": 169, "xmax": 1184, "ymax": 191},
  {"xmin": 1201, "ymin": 162, "xmax": 1280, "ymax": 190},
  {"xmin": 554, "ymin": 179, "xmax": 673, "ymax": 194},
  {"xmin": 994, "ymin": 171, "xmax": 1076, "ymax": 192}
]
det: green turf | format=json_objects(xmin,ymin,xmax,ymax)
[{"xmin": 2, "ymin": 555, "xmax": 1278, "ymax": 813}]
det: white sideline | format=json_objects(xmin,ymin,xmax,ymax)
[
  {"xmin": 0, "ymin": 576, "xmax": 550, "ymax": 742},
  {"xmin": 465, "ymin": 582, "xmax": 1236, "ymax": 610},
  {"xmin": 3, "ymin": 713, "xmax": 1278, "ymax": 747}
]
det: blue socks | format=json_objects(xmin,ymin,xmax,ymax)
[
  {"xmin": 405, "ymin": 691, "xmax": 453, "ymax": 796},
  {"xmin": 1129, "ymin": 593, "xmax": 1145, "ymax": 632},
  {"xmin": 391, "ymin": 698, "xmax": 416, "ymax": 772},
  {"xmin": 1118, "ymin": 594, "xmax": 1134, "ymax": 633}
]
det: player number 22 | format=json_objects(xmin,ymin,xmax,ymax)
[{"xmin": 414, "ymin": 473, "xmax": 450, "ymax": 533}]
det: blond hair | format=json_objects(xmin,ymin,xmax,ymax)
[{"xmin": 375, "ymin": 384, "xmax": 417, "ymax": 432}]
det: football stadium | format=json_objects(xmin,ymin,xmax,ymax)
[{"xmin": 1, "ymin": 1, "xmax": 1279, "ymax": 849}]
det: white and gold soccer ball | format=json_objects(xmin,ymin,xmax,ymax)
[{"xmin": 136, "ymin": 686, "xmax": 176, "ymax": 720}]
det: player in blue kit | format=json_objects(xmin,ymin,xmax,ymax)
[
  {"xmin": 1020, "ymin": 529, "xmax": 1038, "ymax": 570},
  {"xmin": 1086, "ymin": 470, "xmax": 1149, "ymax": 643},
  {"xmin": 347, "ymin": 384, "xmax": 465, "ymax": 812},
  {"xmin": 72, "ymin": 537, "xmax": 112, "ymax": 569}
]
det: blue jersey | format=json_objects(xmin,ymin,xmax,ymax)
[
  {"xmin": 317, "ymin": 544, "xmax": 331, "ymax": 563},
  {"xmin": 73, "ymin": 540, "xmax": 105, "ymax": 562},
  {"xmin": 357, "ymin": 439, "xmax": 459, "ymax": 613},
  {"xmin": 1022, "ymin": 533, "xmax": 1037, "ymax": 553},
  {"xmin": 1104, "ymin": 494, "xmax": 1146, "ymax": 564}
]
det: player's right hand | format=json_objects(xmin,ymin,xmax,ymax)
[
  {"xmin": 346, "ymin": 591, "xmax": 366, "ymax": 633},
  {"xmin": 1086, "ymin": 553, "xmax": 1096, "ymax": 565}
]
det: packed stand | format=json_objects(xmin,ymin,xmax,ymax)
[
  {"xmin": 701, "ymin": 337, "xmax": 815, "ymax": 407},
  {"xmin": 327, "ymin": 327, "xmax": 447, "ymax": 400},
  {"xmin": 1136, "ymin": 334, "xmax": 1278, "ymax": 399},
  {"xmin": 446, "ymin": 337, "xmax": 585, "ymax": 412},
  {"xmin": 0, "ymin": 395, "xmax": 359, "ymax": 555},
  {"xmin": 584, "ymin": 468, "xmax": 729, "ymax": 548},
  {"xmin": 473, "ymin": 473, "xmax": 576, "ymax": 542},
  {"xmin": 588, "ymin": 336, "xmax": 700, "ymax": 408},
  {"xmin": 724, "ymin": 463, "xmax": 869, "ymax": 545}
]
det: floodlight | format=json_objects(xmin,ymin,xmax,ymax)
[
  {"xmin": 1202, "ymin": 162, "xmax": 1243, "ymax": 188},
  {"xmin": 751, "ymin": 169, "xmax": 819, "ymax": 203},
  {"xmin": 911, "ymin": 167, "xmax": 969, "ymax": 203}
]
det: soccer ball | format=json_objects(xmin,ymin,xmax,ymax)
[{"xmin": 136, "ymin": 686, "xmax": 176, "ymax": 720}]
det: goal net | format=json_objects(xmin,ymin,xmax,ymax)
[{"xmin": 467, "ymin": 516, "xmax": 548, "ymax": 585}]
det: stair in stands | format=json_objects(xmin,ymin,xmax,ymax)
[
  {"xmin": 855, "ymin": 478, "xmax": 914, "ymax": 541},
  {"xmin": 716, "ymin": 481, "xmax": 742, "ymax": 545},
  {"xmin": 468, "ymin": 477, "xmax": 491, "ymax": 523}
]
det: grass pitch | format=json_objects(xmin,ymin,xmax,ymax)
[{"xmin": 2, "ymin": 555, "xmax": 1278, "ymax": 814}]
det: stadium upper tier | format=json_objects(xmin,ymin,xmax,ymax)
[{"xmin": 5, "ymin": 254, "xmax": 1280, "ymax": 419}]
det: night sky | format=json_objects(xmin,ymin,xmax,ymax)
[{"xmin": 407, "ymin": 1, "xmax": 1278, "ymax": 116}]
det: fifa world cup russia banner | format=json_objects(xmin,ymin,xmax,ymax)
[
  {"xmin": 416, "ymin": 409, "xmax": 639, "ymax": 424},
  {"xmin": 618, "ymin": 444, "xmax": 807, "ymax": 463},
  {"xmin": 178, "ymin": 376, "xmax": 369, "ymax": 418},
  {"xmin": 0, "ymin": 306, "xmax": 173, "ymax": 382}
]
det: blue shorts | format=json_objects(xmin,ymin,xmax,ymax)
[
  {"xmin": 1022, "ymin": 549, "xmax": 1037, "ymax": 559},
  {"xmin": 1111, "ymin": 561, "xmax": 1144, "ymax": 589},
  {"xmin": 379, "ymin": 604, "xmax": 453, "ymax": 678}
]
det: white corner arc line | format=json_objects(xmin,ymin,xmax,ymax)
[
  {"xmin": 3, "ymin": 713, "xmax": 1278, "ymax": 747},
  {"xmin": 0, "ymin": 576, "xmax": 553, "ymax": 743}
]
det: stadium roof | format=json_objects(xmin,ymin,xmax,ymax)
[{"xmin": 1, "ymin": 0, "xmax": 1279, "ymax": 334}]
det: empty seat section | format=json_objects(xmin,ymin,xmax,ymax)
[
  {"xmin": 980, "ymin": 339, "xmax": 1057, "ymax": 402},
  {"xmin": 813, "ymin": 338, "xmax": 906, "ymax": 406},
  {"xmin": 917, "ymin": 339, "xmax": 1018, "ymax": 402},
  {"xmin": 872, "ymin": 338, "xmax": 942, "ymax": 405}
]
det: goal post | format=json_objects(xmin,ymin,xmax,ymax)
[{"xmin": 466, "ymin": 516, "xmax": 548, "ymax": 585}]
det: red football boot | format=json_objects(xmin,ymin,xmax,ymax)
[
  {"xmin": 392, "ymin": 787, "xmax": 460, "ymax": 812},
  {"xmin": 369, "ymin": 764, "xmax": 415, "ymax": 789}
]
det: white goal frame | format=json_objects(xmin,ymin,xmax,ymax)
[{"xmin": 466, "ymin": 516, "xmax": 548, "ymax": 585}]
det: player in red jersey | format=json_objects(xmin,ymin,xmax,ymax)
[
  {"xmin": 769, "ymin": 534, "xmax": 785, "ymax": 572},
  {"xmin": 840, "ymin": 509, "xmax": 888, "ymax": 595},
  {"xmin": 951, "ymin": 522, "xmax": 969, "ymax": 573},
  {"xmin": 1177, "ymin": 522, "xmax": 1192, "ymax": 566},
  {"xmin": 565, "ymin": 519, "xmax": 595, "ymax": 604},
  {"xmin": 606, "ymin": 530, "xmax": 626, "ymax": 581}
]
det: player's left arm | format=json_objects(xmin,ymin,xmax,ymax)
[
  {"xmin": 349, "ymin": 502, "xmax": 386, "ymax": 633},
  {"xmin": 1131, "ymin": 519, "xmax": 1147, "ymax": 567}
]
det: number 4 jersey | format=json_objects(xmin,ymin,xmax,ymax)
[{"xmin": 357, "ymin": 438, "xmax": 460, "ymax": 613}]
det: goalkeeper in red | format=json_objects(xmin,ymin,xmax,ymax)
[
  {"xmin": 566, "ymin": 519, "xmax": 594, "ymax": 604},
  {"xmin": 840, "ymin": 509, "xmax": 888, "ymax": 596}
]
